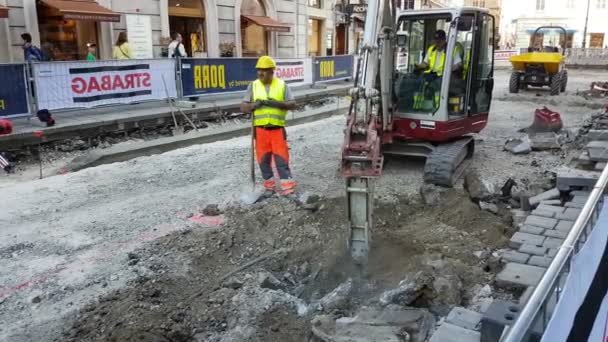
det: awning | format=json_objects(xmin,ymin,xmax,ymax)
[
  {"xmin": 242, "ymin": 15, "xmax": 290, "ymax": 32},
  {"xmin": 40, "ymin": 0, "xmax": 121, "ymax": 22},
  {"xmin": 0, "ymin": 6, "xmax": 8, "ymax": 18},
  {"xmin": 526, "ymin": 28, "xmax": 577, "ymax": 34}
]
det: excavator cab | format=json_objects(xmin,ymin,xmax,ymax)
[{"xmin": 392, "ymin": 8, "xmax": 495, "ymax": 142}]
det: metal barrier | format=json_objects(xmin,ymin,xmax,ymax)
[
  {"xmin": 3, "ymin": 55, "xmax": 355, "ymax": 116},
  {"xmin": 0, "ymin": 63, "xmax": 30, "ymax": 118},
  {"xmin": 501, "ymin": 166, "xmax": 608, "ymax": 341},
  {"xmin": 565, "ymin": 48, "xmax": 608, "ymax": 66}
]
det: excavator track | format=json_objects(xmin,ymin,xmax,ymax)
[{"xmin": 423, "ymin": 137, "xmax": 475, "ymax": 187}]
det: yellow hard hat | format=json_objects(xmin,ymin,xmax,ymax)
[{"xmin": 256, "ymin": 55, "xmax": 276, "ymax": 69}]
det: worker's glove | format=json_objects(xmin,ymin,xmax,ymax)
[
  {"xmin": 264, "ymin": 98, "xmax": 286, "ymax": 110},
  {"xmin": 253, "ymin": 101, "xmax": 265, "ymax": 110}
]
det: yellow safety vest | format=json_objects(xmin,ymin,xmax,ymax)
[
  {"xmin": 424, "ymin": 44, "xmax": 463, "ymax": 77},
  {"xmin": 252, "ymin": 78, "xmax": 287, "ymax": 127}
]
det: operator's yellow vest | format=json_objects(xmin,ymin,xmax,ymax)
[
  {"xmin": 252, "ymin": 78, "xmax": 287, "ymax": 127},
  {"xmin": 424, "ymin": 44, "xmax": 464, "ymax": 77}
]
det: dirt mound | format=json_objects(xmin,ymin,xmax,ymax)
[{"xmin": 60, "ymin": 190, "xmax": 511, "ymax": 342}]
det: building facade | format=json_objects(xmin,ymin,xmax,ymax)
[
  {"xmin": 0, "ymin": 0, "xmax": 354, "ymax": 63},
  {"xmin": 463, "ymin": 0, "xmax": 500, "ymax": 47},
  {"xmin": 503, "ymin": 0, "xmax": 608, "ymax": 49}
]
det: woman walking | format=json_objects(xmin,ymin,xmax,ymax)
[{"xmin": 112, "ymin": 32, "xmax": 133, "ymax": 59}]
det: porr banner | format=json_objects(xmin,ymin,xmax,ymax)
[
  {"xmin": 313, "ymin": 55, "xmax": 354, "ymax": 83},
  {"xmin": 180, "ymin": 58, "xmax": 311, "ymax": 97},
  {"xmin": 0, "ymin": 64, "xmax": 29, "ymax": 118},
  {"xmin": 33, "ymin": 59, "xmax": 177, "ymax": 110}
]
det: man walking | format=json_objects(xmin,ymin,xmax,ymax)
[
  {"xmin": 240, "ymin": 56, "xmax": 297, "ymax": 199},
  {"xmin": 168, "ymin": 33, "xmax": 187, "ymax": 58}
]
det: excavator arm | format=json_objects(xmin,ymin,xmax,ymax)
[{"xmin": 340, "ymin": 0, "xmax": 395, "ymax": 266}]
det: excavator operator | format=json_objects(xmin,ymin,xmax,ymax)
[{"xmin": 412, "ymin": 30, "xmax": 463, "ymax": 110}]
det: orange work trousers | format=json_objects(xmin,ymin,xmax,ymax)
[{"xmin": 255, "ymin": 126, "xmax": 293, "ymax": 185}]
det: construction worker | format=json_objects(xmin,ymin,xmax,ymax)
[
  {"xmin": 240, "ymin": 56, "xmax": 297, "ymax": 199},
  {"xmin": 416, "ymin": 30, "xmax": 463, "ymax": 78},
  {"xmin": 413, "ymin": 30, "xmax": 463, "ymax": 110}
]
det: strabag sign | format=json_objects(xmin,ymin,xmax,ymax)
[
  {"xmin": 33, "ymin": 60, "xmax": 177, "ymax": 110},
  {"xmin": 274, "ymin": 59, "xmax": 312, "ymax": 86}
]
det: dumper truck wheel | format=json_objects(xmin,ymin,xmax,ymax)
[
  {"xmin": 560, "ymin": 71, "xmax": 568, "ymax": 92},
  {"xmin": 550, "ymin": 75, "xmax": 561, "ymax": 96},
  {"xmin": 509, "ymin": 72, "xmax": 519, "ymax": 93}
]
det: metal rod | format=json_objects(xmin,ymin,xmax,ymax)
[
  {"xmin": 502, "ymin": 164, "xmax": 608, "ymax": 342},
  {"xmin": 582, "ymin": 0, "xmax": 591, "ymax": 48}
]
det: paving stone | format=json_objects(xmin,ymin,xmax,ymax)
[
  {"xmin": 529, "ymin": 188, "xmax": 560, "ymax": 205},
  {"xmin": 445, "ymin": 307, "xmax": 483, "ymax": 331},
  {"xmin": 519, "ymin": 225, "xmax": 545, "ymax": 235},
  {"xmin": 496, "ymin": 263, "xmax": 546, "ymax": 288},
  {"xmin": 565, "ymin": 201, "xmax": 584, "ymax": 209},
  {"xmin": 501, "ymin": 250, "xmax": 530, "ymax": 264},
  {"xmin": 529, "ymin": 256, "xmax": 553, "ymax": 267},
  {"xmin": 544, "ymin": 229, "xmax": 568, "ymax": 239},
  {"xmin": 571, "ymin": 196, "xmax": 589, "ymax": 204},
  {"xmin": 571, "ymin": 190, "xmax": 591, "ymax": 197},
  {"xmin": 531, "ymin": 209, "xmax": 555, "ymax": 218},
  {"xmin": 524, "ymin": 215, "xmax": 558, "ymax": 229},
  {"xmin": 509, "ymin": 232, "xmax": 546, "ymax": 249},
  {"xmin": 430, "ymin": 323, "xmax": 481, "ymax": 342},
  {"xmin": 543, "ymin": 237, "xmax": 565, "ymax": 249},
  {"xmin": 555, "ymin": 220, "xmax": 575, "ymax": 232},
  {"xmin": 547, "ymin": 249, "xmax": 558, "ymax": 258},
  {"xmin": 540, "ymin": 199, "xmax": 562, "ymax": 206},
  {"xmin": 536, "ymin": 204, "xmax": 565, "ymax": 214},
  {"xmin": 556, "ymin": 166, "xmax": 599, "ymax": 191},
  {"xmin": 530, "ymin": 132, "xmax": 561, "ymax": 151},
  {"xmin": 586, "ymin": 140, "xmax": 608, "ymax": 162},
  {"xmin": 519, "ymin": 286, "xmax": 536, "ymax": 304},
  {"xmin": 556, "ymin": 208, "xmax": 582, "ymax": 221},
  {"xmin": 595, "ymin": 162, "xmax": 606, "ymax": 171},
  {"xmin": 519, "ymin": 244, "xmax": 547, "ymax": 256},
  {"xmin": 587, "ymin": 130, "xmax": 608, "ymax": 141}
]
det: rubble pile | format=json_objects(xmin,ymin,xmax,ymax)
[{"xmin": 578, "ymin": 81, "xmax": 608, "ymax": 98}]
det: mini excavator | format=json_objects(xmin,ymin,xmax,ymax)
[{"xmin": 341, "ymin": 4, "xmax": 496, "ymax": 265}]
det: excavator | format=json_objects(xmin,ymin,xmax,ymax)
[{"xmin": 341, "ymin": 4, "xmax": 496, "ymax": 265}]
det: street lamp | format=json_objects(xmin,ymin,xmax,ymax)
[{"xmin": 582, "ymin": 0, "xmax": 591, "ymax": 48}]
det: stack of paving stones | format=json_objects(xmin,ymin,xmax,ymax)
[
  {"xmin": 428, "ymin": 190, "xmax": 590, "ymax": 342},
  {"xmin": 559, "ymin": 130, "xmax": 608, "ymax": 190}
]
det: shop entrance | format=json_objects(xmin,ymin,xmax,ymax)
[
  {"xmin": 241, "ymin": 0, "xmax": 269, "ymax": 57},
  {"xmin": 169, "ymin": 0, "xmax": 207, "ymax": 57}
]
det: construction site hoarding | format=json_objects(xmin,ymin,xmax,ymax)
[
  {"xmin": 313, "ymin": 55, "xmax": 354, "ymax": 83},
  {"xmin": 0, "ymin": 64, "xmax": 29, "ymax": 118},
  {"xmin": 180, "ymin": 58, "xmax": 312, "ymax": 97},
  {"xmin": 32, "ymin": 59, "xmax": 177, "ymax": 110}
]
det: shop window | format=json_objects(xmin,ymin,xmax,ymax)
[
  {"xmin": 308, "ymin": 0, "xmax": 322, "ymax": 9},
  {"xmin": 169, "ymin": 0, "xmax": 207, "ymax": 57},
  {"xmin": 597, "ymin": 0, "xmax": 607, "ymax": 8},
  {"xmin": 36, "ymin": 3, "xmax": 99, "ymax": 61},
  {"xmin": 536, "ymin": 0, "xmax": 545, "ymax": 10},
  {"xmin": 590, "ymin": 33, "xmax": 605, "ymax": 48},
  {"xmin": 308, "ymin": 18, "xmax": 322, "ymax": 56},
  {"xmin": 241, "ymin": 0, "xmax": 269, "ymax": 57}
]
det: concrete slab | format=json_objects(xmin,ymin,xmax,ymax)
[
  {"xmin": 529, "ymin": 188, "xmax": 560, "ymax": 205},
  {"xmin": 536, "ymin": 204, "xmax": 565, "ymax": 214},
  {"xmin": 565, "ymin": 201, "xmax": 585, "ymax": 209},
  {"xmin": 555, "ymin": 220, "xmax": 575, "ymax": 232},
  {"xmin": 544, "ymin": 229, "xmax": 568, "ymax": 239},
  {"xmin": 519, "ymin": 244, "xmax": 547, "ymax": 256},
  {"xmin": 586, "ymin": 130, "xmax": 608, "ymax": 141},
  {"xmin": 528, "ymin": 256, "xmax": 553, "ymax": 267},
  {"xmin": 531, "ymin": 209, "xmax": 555, "ymax": 218},
  {"xmin": 595, "ymin": 162, "xmax": 607, "ymax": 171},
  {"xmin": 519, "ymin": 225, "xmax": 545, "ymax": 235},
  {"xmin": 586, "ymin": 140, "xmax": 608, "ymax": 161},
  {"xmin": 429, "ymin": 323, "xmax": 480, "ymax": 342},
  {"xmin": 509, "ymin": 232, "xmax": 546, "ymax": 249},
  {"xmin": 571, "ymin": 196, "xmax": 589, "ymax": 204},
  {"xmin": 540, "ymin": 200, "xmax": 562, "ymax": 206},
  {"xmin": 501, "ymin": 250, "xmax": 530, "ymax": 264},
  {"xmin": 547, "ymin": 248, "xmax": 558, "ymax": 258},
  {"xmin": 524, "ymin": 216, "xmax": 558, "ymax": 229},
  {"xmin": 556, "ymin": 208, "xmax": 582, "ymax": 221},
  {"xmin": 556, "ymin": 166, "xmax": 600, "ymax": 191},
  {"xmin": 543, "ymin": 237, "xmax": 565, "ymax": 249},
  {"xmin": 445, "ymin": 307, "xmax": 483, "ymax": 331},
  {"xmin": 519, "ymin": 286, "xmax": 536, "ymax": 305},
  {"xmin": 530, "ymin": 132, "xmax": 561, "ymax": 151},
  {"xmin": 496, "ymin": 263, "xmax": 547, "ymax": 288},
  {"xmin": 571, "ymin": 190, "xmax": 591, "ymax": 197}
]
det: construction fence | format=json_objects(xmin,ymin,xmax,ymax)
[{"xmin": 0, "ymin": 55, "xmax": 355, "ymax": 119}]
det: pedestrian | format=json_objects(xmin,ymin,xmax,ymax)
[
  {"xmin": 240, "ymin": 56, "xmax": 298, "ymax": 199},
  {"xmin": 168, "ymin": 32, "xmax": 187, "ymax": 58},
  {"xmin": 112, "ymin": 32, "xmax": 133, "ymax": 60},
  {"xmin": 21, "ymin": 33, "xmax": 44, "ymax": 62},
  {"xmin": 86, "ymin": 43, "xmax": 97, "ymax": 61}
]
